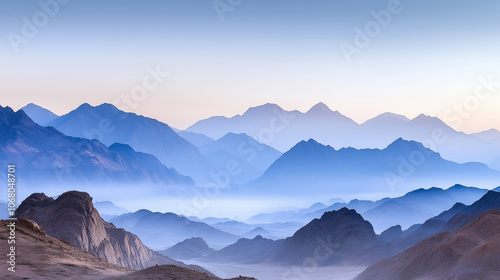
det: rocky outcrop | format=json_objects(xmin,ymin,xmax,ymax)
[
  {"xmin": 0, "ymin": 218, "xmax": 130, "ymax": 279},
  {"xmin": 14, "ymin": 191, "xmax": 205, "ymax": 272},
  {"xmin": 356, "ymin": 210, "xmax": 500, "ymax": 280},
  {"xmin": 276, "ymin": 207, "xmax": 386, "ymax": 266}
]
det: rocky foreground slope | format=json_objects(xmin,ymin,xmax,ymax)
[
  {"xmin": 13, "ymin": 191, "xmax": 204, "ymax": 272},
  {"xmin": 0, "ymin": 218, "xmax": 255, "ymax": 280},
  {"xmin": 356, "ymin": 209, "xmax": 500, "ymax": 280}
]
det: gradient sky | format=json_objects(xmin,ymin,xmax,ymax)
[{"xmin": 1, "ymin": 0, "xmax": 500, "ymax": 133}]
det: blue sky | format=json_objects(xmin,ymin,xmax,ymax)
[{"xmin": 1, "ymin": 0, "xmax": 500, "ymax": 132}]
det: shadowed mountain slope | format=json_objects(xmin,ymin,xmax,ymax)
[{"xmin": 356, "ymin": 210, "xmax": 500, "ymax": 280}]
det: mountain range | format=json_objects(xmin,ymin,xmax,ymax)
[
  {"xmin": 0, "ymin": 105, "xmax": 194, "ymax": 200},
  {"xmin": 110, "ymin": 210, "xmax": 240, "ymax": 249},
  {"xmin": 24, "ymin": 103, "xmax": 282, "ymax": 186},
  {"xmin": 187, "ymin": 102, "xmax": 500, "ymax": 171},
  {"xmin": 201, "ymin": 207, "xmax": 387, "ymax": 266},
  {"xmin": 246, "ymin": 185, "xmax": 489, "ymax": 233},
  {"xmin": 242, "ymin": 138, "xmax": 500, "ymax": 199},
  {"xmin": 381, "ymin": 190, "xmax": 500, "ymax": 254},
  {"xmin": 202, "ymin": 235, "xmax": 284, "ymax": 264},
  {"xmin": 45, "ymin": 103, "xmax": 213, "ymax": 184},
  {"xmin": 197, "ymin": 132, "xmax": 282, "ymax": 184}
]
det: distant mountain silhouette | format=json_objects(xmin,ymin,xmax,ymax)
[
  {"xmin": 441, "ymin": 190, "xmax": 500, "ymax": 232},
  {"xmin": 0, "ymin": 106, "xmax": 194, "ymax": 194},
  {"xmin": 94, "ymin": 201, "xmax": 129, "ymax": 216},
  {"xmin": 362, "ymin": 185, "xmax": 487, "ymax": 231},
  {"xmin": 158, "ymin": 237, "xmax": 215, "ymax": 260},
  {"xmin": 242, "ymin": 227, "xmax": 277, "ymax": 240},
  {"xmin": 246, "ymin": 185, "xmax": 488, "ymax": 232},
  {"xmin": 188, "ymin": 102, "xmax": 357, "ymax": 153},
  {"xmin": 198, "ymin": 132, "xmax": 282, "ymax": 184},
  {"xmin": 187, "ymin": 103, "xmax": 500, "ymax": 171},
  {"xmin": 20, "ymin": 103, "xmax": 59, "ymax": 126},
  {"xmin": 246, "ymin": 202, "xmax": 330, "ymax": 224},
  {"xmin": 13, "ymin": 191, "xmax": 207, "ymax": 272},
  {"xmin": 202, "ymin": 235, "xmax": 284, "ymax": 264},
  {"xmin": 176, "ymin": 130, "xmax": 215, "ymax": 147},
  {"xmin": 385, "ymin": 190, "xmax": 500, "ymax": 254},
  {"xmin": 471, "ymin": 128, "xmax": 500, "ymax": 143},
  {"xmin": 110, "ymin": 210, "xmax": 239, "ymax": 249},
  {"xmin": 210, "ymin": 220, "xmax": 302, "ymax": 240},
  {"xmin": 245, "ymin": 138, "xmax": 499, "ymax": 199},
  {"xmin": 356, "ymin": 210, "xmax": 500, "ymax": 280},
  {"xmin": 47, "ymin": 103, "xmax": 212, "ymax": 183}
]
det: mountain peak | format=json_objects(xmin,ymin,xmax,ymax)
[
  {"xmin": 468, "ymin": 190, "xmax": 500, "ymax": 213},
  {"xmin": 290, "ymin": 138, "xmax": 331, "ymax": 152},
  {"xmin": 363, "ymin": 112, "xmax": 410, "ymax": 126},
  {"xmin": 77, "ymin": 102, "xmax": 93, "ymax": 110},
  {"xmin": 96, "ymin": 103, "xmax": 121, "ymax": 113},
  {"xmin": 411, "ymin": 114, "xmax": 449, "ymax": 127},
  {"xmin": 385, "ymin": 138, "xmax": 429, "ymax": 152},
  {"xmin": 278, "ymin": 207, "xmax": 382, "ymax": 265},
  {"xmin": 307, "ymin": 102, "xmax": 333, "ymax": 114},
  {"xmin": 109, "ymin": 143, "xmax": 136, "ymax": 154},
  {"xmin": 243, "ymin": 103, "xmax": 284, "ymax": 116}
]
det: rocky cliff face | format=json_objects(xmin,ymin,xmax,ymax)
[
  {"xmin": 0, "ymin": 218, "xmax": 130, "ymax": 279},
  {"xmin": 277, "ymin": 207, "xmax": 386, "ymax": 266},
  {"xmin": 14, "ymin": 191, "xmax": 201, "ymax": 271}
]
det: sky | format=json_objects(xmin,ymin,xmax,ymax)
[{"xmin": 1, "ymin": 0, "xmax": 500, "ymax": 133}]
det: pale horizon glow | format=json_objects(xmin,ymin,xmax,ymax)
[{"xmin": 1, "ymin": 0, "xmax": 499, "ymax": 134}]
